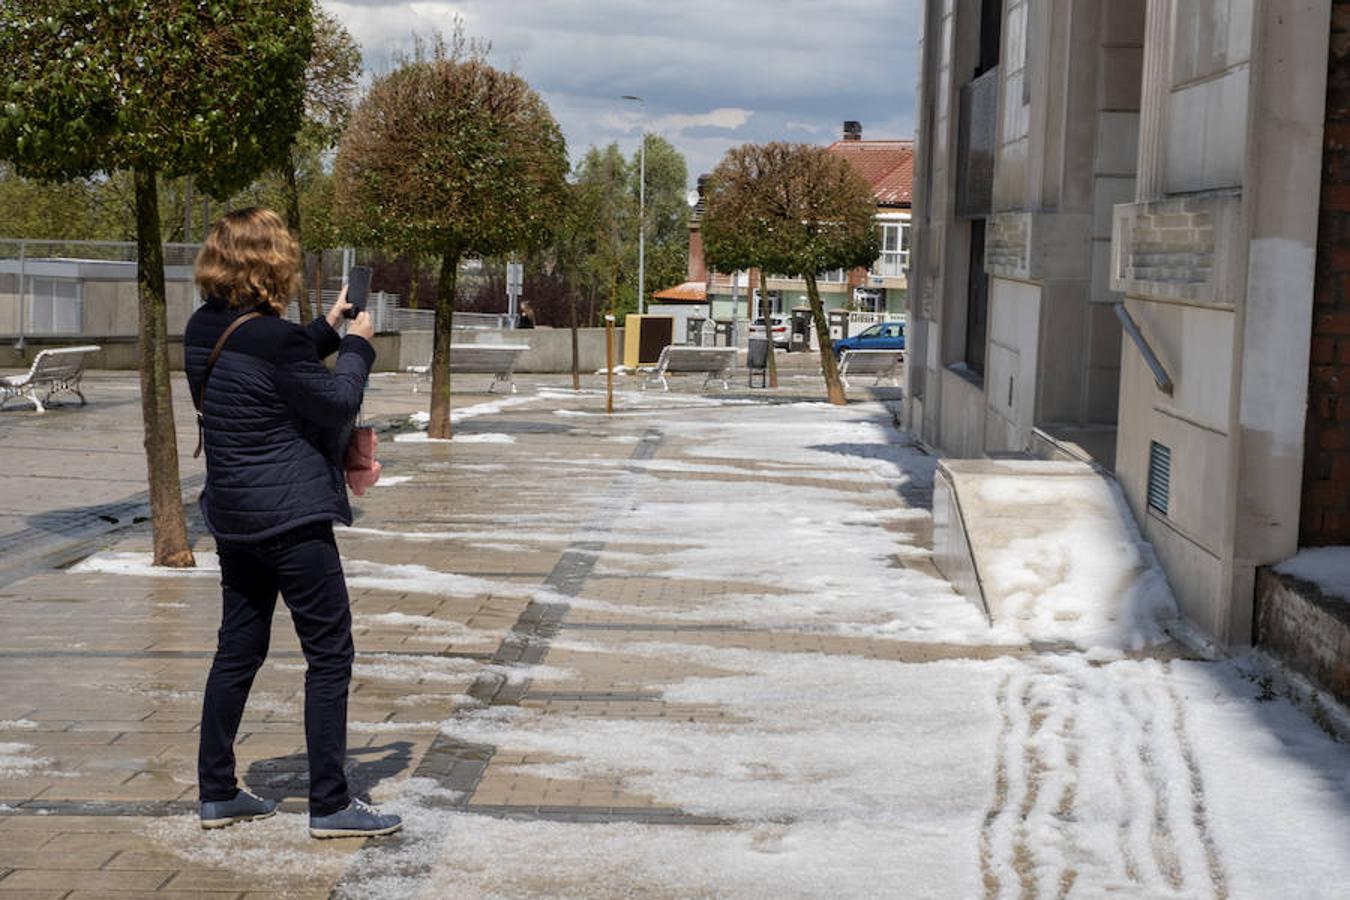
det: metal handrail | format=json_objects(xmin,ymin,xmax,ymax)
[{"xmin": 1114, "ymin": 302, "xmax": 1174, "ymax": 396}]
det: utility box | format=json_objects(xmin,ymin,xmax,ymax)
[
  {"xmin": 623, "ymin": 314, "xmax": 674, "ymax": 368},
  {"xmin": 712, "ymin": 318, "xmax": 737, "ymax": 347},
  {"xmin": 686, "ymin": 316, "xmax": 708, "ymax": 346},
  {"xmin": 790, "ymin": 308, "xmax": 813, "ymax": 351},
  {"xmin": 828, "ymin": 309, "xmax": 851, "ymax": 342}
]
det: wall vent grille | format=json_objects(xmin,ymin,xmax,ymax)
[{"xmin": 1147, "ymin": 442, "xmax": 1171, "ymax": 516}]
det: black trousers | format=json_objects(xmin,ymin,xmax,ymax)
[{"xmin": 198, "ymin": 521, "xmax": 354, "ymax": 816}]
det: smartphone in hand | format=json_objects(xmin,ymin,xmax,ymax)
[{"xmin": 344, "ymin": 266, "xmax": 372, "ymax": 319}]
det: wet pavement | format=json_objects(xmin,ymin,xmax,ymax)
[{"xmin": 0, "ymin": 369, "xmax": 1347, "ymax": 899}]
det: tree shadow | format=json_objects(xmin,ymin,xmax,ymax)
[{"xmin": 243, "ymin": 740, "xmax": 415, "ymax": 805}]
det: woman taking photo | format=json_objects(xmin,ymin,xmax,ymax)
[{"xmin": 185, "ymin": 207, "xmax": 401, "ymax": 838}]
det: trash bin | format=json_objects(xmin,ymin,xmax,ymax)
[{"xmin": 747, "ymin": 337, "xmax": 770, "ymax": 388}]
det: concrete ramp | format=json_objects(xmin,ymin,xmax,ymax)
[{"xmin": 932, "ymin": 458, "xmax": 1175, "ymax": 650}]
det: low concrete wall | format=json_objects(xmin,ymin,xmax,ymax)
[
  {"xmin": 1254, "ymin": 567, "xmax": 1350, "ymax": 704},
  {"xmin": 1, "ymin": 327, "xmax": 627, "ymax": 376},
  {"xmin": 410, "ymin": 327, "xmax": 625, "ymax": 374},
  {"xmin": 931, "ymin": 463, "xmax": 990, "ymax": 621},
  {"xmin": 1, "ymin": 336, "xmax": 183, "ymax": 371}
]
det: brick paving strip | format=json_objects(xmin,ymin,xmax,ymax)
[{"xmin": 331, "ymin": 426, "xmax": 743, "ymax": 895}]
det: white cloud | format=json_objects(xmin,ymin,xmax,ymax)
[
  {"xmin": 600, "ymin": 107, "xmax": 753, "ymax": 137},
  {"xmin": 326, "ymin": 0, "xmax": 921, "ymax": 181}
]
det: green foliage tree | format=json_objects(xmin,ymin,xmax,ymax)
[
  {"xmin": 702, "ymin": 142, "xmax": 878, "ymax": 405},
  {"xmin": 284, "ymin": 6, "xmax": 360, "ymax": 320},
  {"xmin": 333, "ymin": 32, "xmax": 569, "ymax": 439},
  {"xmin": 0, "ymin": 1, "xmax": 314, "ymax": 565},
  {"xmin": 630, "ymin": 134, "xmax": 690, "ymax": 312},
  {"xmin": 572, "ymin": 144, "xmax": 631, "ymax": 320}
]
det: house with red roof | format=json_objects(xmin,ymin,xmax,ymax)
[{"xmin": 662, "ymin": 122, "xmax": 913, "ymax": 336}]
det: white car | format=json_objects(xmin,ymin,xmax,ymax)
[{"xmin": 749, "ymin": 314, "xmax": 790, "ymax": 348}]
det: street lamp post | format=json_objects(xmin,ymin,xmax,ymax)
[{"xmin": 621, "ymin": 95, "xmax": 646, "ymax": 316}]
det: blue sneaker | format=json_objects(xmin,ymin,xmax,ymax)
[
  {"xmin": 309, "ymin": 798, "xmax": 403, "ymax": 839},
  {"xmin": 199, "ymin": 789, "xmax": 277, "ymax": 829}
]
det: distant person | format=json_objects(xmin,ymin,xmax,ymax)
[
  {"xmin": 185, "ymin": 207, "xmax": 401, "ymax": 839},
  {"xmin": 517, "ymin": 301, "xmax": 535, "ymax": 329}
]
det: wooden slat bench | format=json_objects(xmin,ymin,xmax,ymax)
[
  {"xmin": 640, "ymin": 345, "xmax": 738, "ymax": 391},
  {"xmin": 407, "ymin": 343, "xmax": 531, "ymax": 394},
  {"xmin": 0, "ymin": 345, "xmax": 101, "ymax": 413},
  {"xmin": 838, "ymin": 349, "xmax": 904, "ymax": 389}
]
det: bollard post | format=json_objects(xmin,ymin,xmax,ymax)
[{"xmin": 605, "ymin": 314, "xmax": 615, "ymax": 414}]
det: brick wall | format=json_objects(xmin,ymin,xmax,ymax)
[{"xmin": 1302, "ymin": 2, "xmax": 1350, "ymax": 545}]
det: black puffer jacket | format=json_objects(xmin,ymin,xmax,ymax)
[{"xmin": 184, "ymin": 299, "xmax": 376, "ymax": 543}]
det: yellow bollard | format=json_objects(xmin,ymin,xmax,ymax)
[{"xmin": 605, "ymin": 314, "xmax": 615, "ymax": 415}]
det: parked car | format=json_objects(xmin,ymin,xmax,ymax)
[
  {"xmin": 832, "ymin": 321, "xmax": 906, "ymax": 357},
  {"xmin": 749, "ymin": 314, "xmax": 791, "ymax": 348}
]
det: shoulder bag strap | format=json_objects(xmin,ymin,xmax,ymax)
[{"xmin": 193, "ymin": 311, "xmax": 263, "ymax": 458}]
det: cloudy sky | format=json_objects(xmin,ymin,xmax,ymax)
[{"xmin": 326, "ymin": 0, "xmax": 923, "ymax": 185}]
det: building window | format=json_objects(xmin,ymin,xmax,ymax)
[
  {"xmin": 852, "ymin": 288, "xmax": 884, "ymax": 313},
  {"xmin": 24, "ymin": 276, "xmax": 82, "ymax": 335},
  {"xmin": 976, "ymin": 0, "xmax": 1003, "ymax": 76},
  {"xmin": 875, "ymin": 221, "xmax": 910, "ymax": 277},
  {"xmin": 964, "ymin": 220, "xmax": 989, "ymax": 377},
  {"xmin": 771, "ymin": 269, "xmax": 846, "ymax": 284}
]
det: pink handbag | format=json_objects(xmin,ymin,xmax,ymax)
[{"xmin": 344, "ymin": 426, "xmax": 381, "ymax": 496}]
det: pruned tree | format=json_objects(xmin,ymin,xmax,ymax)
[
  {"xmin": 333, "ymin": 31, "xmax": 568, "ymax": 438},
  {"xmin": 0, "ymin": 0, "xmax": 313, "ymax": 565},
  {"xmin": 701, "ymin": 148, "xmax": 778, "ymax": 388},
  {"xmin": 703, "ymin": 143, "xmax": 878, "ymax": 405}
]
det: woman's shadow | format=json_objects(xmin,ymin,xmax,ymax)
[{"xmin": 243, "ymin": 741, "xmax": 414, "ymax": 805}]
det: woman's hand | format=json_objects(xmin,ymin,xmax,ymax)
[
  {"xmin": 348, "ymin": 310, "xmax": 375, "ymax": 341},
  {"xmin": 326, "ymin": 285, "xmax": 352, "ymax": 329}
]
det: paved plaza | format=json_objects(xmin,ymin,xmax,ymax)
[{"xmin": 0, "ymin": 369, "xmax": 1347, "ymax": 898}]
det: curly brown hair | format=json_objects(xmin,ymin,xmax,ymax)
[{"xmin": 193, "ymin": 207, "xmax": 301, "ymax": 314}]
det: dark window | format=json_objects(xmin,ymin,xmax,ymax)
[
  {"xmin": 965, "ymin": 219, "xmax": 989, "ymax": 377},
  {"xmin": 977, "ymin": 0, "xmax": 1003, "ymax": 76}
]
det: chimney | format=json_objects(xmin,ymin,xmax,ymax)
[
  {"xmin": 843, "ymin": 121, "xmax": 862, "ymax": 141},
  {"xmin": 688, "ymin": 174, "xmax": 710, "ymax": 283}
]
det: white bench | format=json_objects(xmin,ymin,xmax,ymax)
[
  {"xmin": 641, "ymin": 345, "xmax": 738, "ymax": 391},
  {"xmin": 407, "ymin": 343, "xmax": 530, "ymax": 394},
  {"xmin": 1, "ymin": 345, "xmax": 101, "ymax": 413},
  {"xmin": 838, "ymin": 349, "xmax": 904, "ymax": 389}
]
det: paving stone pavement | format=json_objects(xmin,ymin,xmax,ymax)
[
  {"xmin": 0, "ymin": 368, "xmax": 920, "ymax": 897},
  {"xmin": 2, "ymin": 368, "xmax": 1346, "ymax": 899}
]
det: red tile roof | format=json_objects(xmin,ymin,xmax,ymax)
[
  {"xmin": 651, "ymin": 281, "xmax": 708, "ymax": 303},
  {"xmin": 827, "ymin": 139, "xmax": 914, "ymax": 207}
]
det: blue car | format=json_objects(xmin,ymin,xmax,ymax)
[{"xmin": 832, "ymin": 321, "xmax": 906, "ymax": 357}]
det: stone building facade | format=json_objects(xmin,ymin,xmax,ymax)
[{"xmin": 907, "ymin": 0, "xmax": 1341, "ymax": 647}]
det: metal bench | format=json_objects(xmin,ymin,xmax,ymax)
[
  {"xmin": 640, "ymin": 345, "xmax": 738, "ymax": 391},
  {"xmin": 407, "ymin": 343, "xmax": 530, "ymax": 394},
  {"xmin": 0, "ymin": 345, "xmax": 101, "ymax": 413},
  {"xmin": 838, "ymin": 348, "xmax": 904, "ymax": 389}
]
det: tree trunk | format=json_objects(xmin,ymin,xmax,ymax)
[
  {"xmin": 133, "ymin": 168, "xmax": 195, "ymax": 567},
  {"xmin": 283, "ymin": 154, "xmax": 314, "ymax": 322},
  {"xmin": 760, "ymin": 268, "xmax": 778, "ymax": 388},
  {"xmin": 805, "ymin": 272, "xmax": 846, "ymax": 405},
  {"xmin": 427, "ymin": 250, "xmax": 459, "ymax": 439}
]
